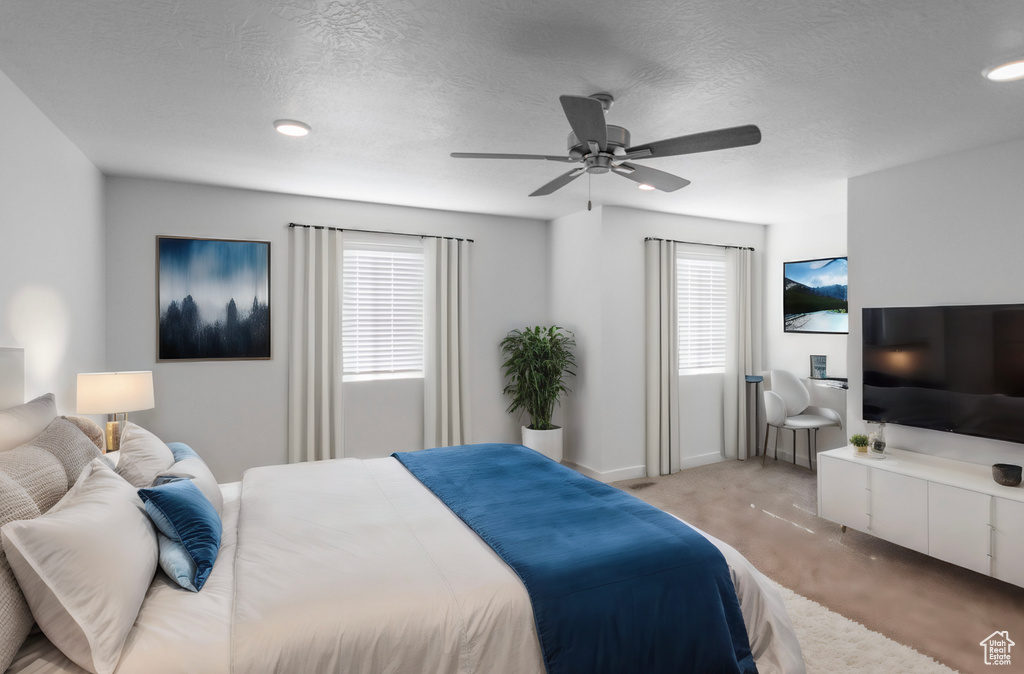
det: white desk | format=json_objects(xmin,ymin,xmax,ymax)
[{"xmin": 803, "ymin": 378, "xmax": 848, "ymax": 430}]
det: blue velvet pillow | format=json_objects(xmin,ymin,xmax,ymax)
[
  {"xmin": 138, "ymin": 479, "xmax": 221, "ymax": 592},
  {"xmin": 155, "ymin": 532, "xmax": 201, "ymax": 592},
  {"xmin": 166, "ymin": 441, "xmax": 200, "ymax": 462}
]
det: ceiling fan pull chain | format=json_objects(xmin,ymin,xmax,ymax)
[{"xmin": 587, "ymin": 173, "xmax": 592, "ymax": 211}]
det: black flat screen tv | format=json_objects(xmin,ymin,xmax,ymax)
[{"xmin": 863, "ymin": 304, "xmax": 1024, "ymax": 445}]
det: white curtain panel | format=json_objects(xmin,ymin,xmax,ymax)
[
  {"xmin": 644, "ymin": 239, "xmax": 681, "ymax": 477},
  {"xmin": 288, "ymin": 226, "xmax": 345, "ymax": 462},
  {"xmin": 723, "ymin": 247, "xmax": 759, "ymax": 460},
  {"xmin": 424, "ymin": 238, "xmax": 472, "ymax": 448}
]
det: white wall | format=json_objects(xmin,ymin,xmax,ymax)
[
  {"xmin": 763, "ymin": 182, "xmax": 848, "ymax": 379},
  {"xmin": 547, "ymin": 207, "xmax": 604, "ymax": 471},
  {"xmin": 762, "ymin": 181, "xmax": 848, "ymax": 457},
  {"xmin": 104, "ymin": 177, "xmax": 548, "ymax": 481},
  {"xmin": 342, "ymin": 378, "xmax": 423, "ymax": 460},
  {"xmin": 678, "ymin": 373, "xmax": 725, "ymax": 467},
  {"xmin": 550, "ymin": 205, "xmax": 765, "ymax": 480},
  {"xmin": 848, "ymin": 137, "xmax": 1024, "ymax": 467},
  {"xmin": 0, "ymin": 67, "xmax": 105, "ymax": 409}
]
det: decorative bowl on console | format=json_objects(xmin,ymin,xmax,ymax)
[{"xmin": 992, "ymin": 463, "xmax": 1022, "ymax": 487}]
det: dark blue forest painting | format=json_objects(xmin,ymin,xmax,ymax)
[{"xmin": 158, "ymin": 237, "xmax": 270, "ymax": 360}]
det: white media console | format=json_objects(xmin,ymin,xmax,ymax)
[{"xmin": 817, "ymin": 446, "xmax": 1024, "ymax": 588}]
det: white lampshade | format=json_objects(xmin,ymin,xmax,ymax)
[{"xmin": 77, "ymin": 371, "xmax": 155, "ymax": 415}]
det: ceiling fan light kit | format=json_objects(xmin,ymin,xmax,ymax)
[{"xmin": 451, "ymin": 92, "xmax": 761, "ymax": 197}]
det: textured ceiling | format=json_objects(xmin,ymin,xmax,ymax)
[{"xmin": 1, "ymin": 0, "xmax": 1023, "ymax": 225}]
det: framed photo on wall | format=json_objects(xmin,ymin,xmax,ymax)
[
  {"xmin": 783, "ymin": 256, "xmax": 848, "ymax": 334},
  {"xmin": 157, "ymin": 236, "xmax": 271, "ymax": 361}
]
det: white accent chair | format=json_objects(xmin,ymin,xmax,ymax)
[{"xmin": 762, "ymin": 369, "xmax": 842, "ymax": 470}]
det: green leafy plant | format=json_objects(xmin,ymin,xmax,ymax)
[
  {"xmin": 500, "ymin": 326, "xmax": 577, "ymax": 431},
  {"xmin": 849, "ymin": 434, "xmax": 869, "ymax": 447}
]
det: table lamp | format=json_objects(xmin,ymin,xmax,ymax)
[{"xmin": 76, "ymin": 371, "xmax": 155, "ymax": 452}]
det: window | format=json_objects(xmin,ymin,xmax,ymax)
[
  {"xmin": 677, "ymin": 251, "xmax": 726, "ymax": 374},
  {"xmin": 343, "ymin": 243, "xmax": 425, "ymax": 380}
]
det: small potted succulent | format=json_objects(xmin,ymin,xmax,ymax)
[{"xmin": 849, "ymin": 434, "xmax": 869, "ymax": 453}]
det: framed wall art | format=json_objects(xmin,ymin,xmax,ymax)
[
  {"xmin": 157, "ymin": 236, "xmax": 270, "ymax": 360},
  {"xmin": 810, "ymin": 354, "xmax": 827, "ymax": 379},
  {"xmin": 783, "ymin": 256, "xmax": 848, "ymax": 334}
]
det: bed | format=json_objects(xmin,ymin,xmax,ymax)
[{"xmin": 1, "ymin": 392, "xmax": 805, "ymax": 674}]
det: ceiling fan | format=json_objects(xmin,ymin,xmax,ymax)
[{"xmin": 451, "ymin": 93, "xmax": 761, "ymax": 197}]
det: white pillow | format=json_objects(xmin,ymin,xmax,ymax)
[
  {"xmin": 114, "ymin": 422, "xmax": 175, "ymax": 488},
  {"xmin": 1, "ymin": 459, "xmax": 158, "ymax": 674},
  {"xmin": 155, "ymin": 455, "xmax": 224, "ymax": 516},
  {"xmin": 0, "ymin": 393, "xmax": 57, "ymax": 453}
]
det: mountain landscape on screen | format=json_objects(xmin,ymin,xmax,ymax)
[{"xmin": 783, "ymin": 257, "xmax": 848, "ymax": 333}]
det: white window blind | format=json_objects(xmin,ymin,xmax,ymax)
[
  {"xmin": 677, "ymin": 253, "xmax": 726, "ymax": 372},
  {"xmin": 343, "ymin": 244, "xmax": 425, "ymax": 378}
]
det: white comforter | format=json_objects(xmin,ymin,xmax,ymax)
[{"xmin": 9, "ymin": 458, "xmax": 804, "ymax": 674}]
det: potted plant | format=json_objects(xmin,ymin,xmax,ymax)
[
  {"xmin": 500, "ymin": 325, "xmax": 577, "ymax": 462},
  {"xmin": 849, "ymin": 434, "xmax": 869, "ymax": 453}
]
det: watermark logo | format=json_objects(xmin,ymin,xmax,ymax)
[{"xmin": 981, "ymin": 631, "xmax": 1015, "ymax": 666}]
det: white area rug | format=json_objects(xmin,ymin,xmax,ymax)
[{"xmin": 775, "ymin": 583, "xmax": 959, "ymax": 673}]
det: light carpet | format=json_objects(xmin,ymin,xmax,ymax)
[
  {"xmin": 777, "ymin": 582, "xmax": 956, "ymax": 673},
  {"xmin": 613, "ymin": 458, "xmax": 1024, "ymax": 673}
]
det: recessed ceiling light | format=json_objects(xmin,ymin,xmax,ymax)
[
  {"xmin": 984, "ymin": 59, "xmax": 1024, "ymax": 82},
  {"xmin": 638, "ymin": 183, "xmax": 656, "ymax": 191},
  {"xmin": 274, "ymin": 119, "xmax": 311, "ymax": 137}
]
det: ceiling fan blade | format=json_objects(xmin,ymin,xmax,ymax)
[
  {"xmin": 613, "ymin": 162, "xmax": 690, "ymax": 192},
  {"xmin": 626, "ymin": 124, "xmax": 761, "ymax": 159},
  {"xmin": 529, "ymin": 168, "xmax": 586, "ymax": 197},
  {"xmin": 559, "ymin": 95, "xmax": 607, "ymax": 151},
  {"xmin": 451, "ymin": 152, "xmax": 575, "ymax": 162}
]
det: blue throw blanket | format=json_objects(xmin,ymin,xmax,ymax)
[{"xmin": 393, "ymin": 444, "xmax": 756, "ymax": 674}]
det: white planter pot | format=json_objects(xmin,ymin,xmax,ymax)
[{"xmin": 521, "ymin": 425, "xmax": 563, "ymax": 463}]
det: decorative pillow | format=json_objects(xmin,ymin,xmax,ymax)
[
  {"xmin": 0, "ymin": 411, "xmax": 95, "ymax": 672},
  {"xmin": 0, "ymin": 472, "xmax": 39, "ymax": 523},
  {"xmin": 0, "ymin": 459, "xmax": 158, "ymax": 674},
  {"xmin": 155, "ymin": 446, "xmax": 223, "ymax": 516},
  {"xmin": 61, "ymin": 416, "xmax": 106, "ymax": 452},
  {"xmin": 115, "ymin": 422, "xmax": 176, "ymax": 488},
  {"xmin": 0, "ymin": 473, "xmax": 41, "ymax": 672},
  {"xmin": 166, "ymin": 441, "xmax": 200, "ymax": 462},
  {"xmin": 0, "ymin": 446, "xmax": 66, "ymax": 513},
  {"xmin": 138, "ymin": 479, "xmax": 221, "ymax": 592},
  {"xmin": 23, "ymin": 418, "xmax": 105, "ymax": 490},
  {"xmin": 154, "ymin": 531, "xmax": 202, "ymax": 592},
  {"xmin": 0, "ymin": 393, "xmax": 57, "ymax": 453}
]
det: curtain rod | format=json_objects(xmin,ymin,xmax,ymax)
[
  {"xmin": 644, "ymin": 236, "xmax": 754, "ymax": 252},
  {"xmin": 288, "ymin": 222, "xmax": 473, "ymax": 243}
]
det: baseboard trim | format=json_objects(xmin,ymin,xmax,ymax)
[
  {"xmin": 679, "ymin": 452, "xmax": 725, "ymax": 469},
  {"xmin": 563, "ymin": 452, "xmax": 769, "ymax": 481},
  {"xmin": 562, "ymin": 461, "xmax": 647, "ymax": 483},
  {"xmin": 759, "ymin": 447, "xmax": 818, "ymax": 468}
]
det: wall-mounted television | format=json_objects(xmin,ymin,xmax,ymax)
[
  {"xmin": 783, "ymin": 257, "xmax": 848, "ymax": 333},
  {"xmin": 863, "ymin": 303, "xmax": 1024, "ymax": 445}
]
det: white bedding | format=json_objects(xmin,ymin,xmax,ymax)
[
  {"xmin": 7, "ymin": 482, "xmax": 241, "ymax": 674},
  {"xmin": 8, "ymin": 458, "xmax": 804, "ymax": 674}
]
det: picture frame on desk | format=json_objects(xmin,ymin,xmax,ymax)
[{"xmin": 810, "ymin": 354, "xmax": 827, "ymax": 379}]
